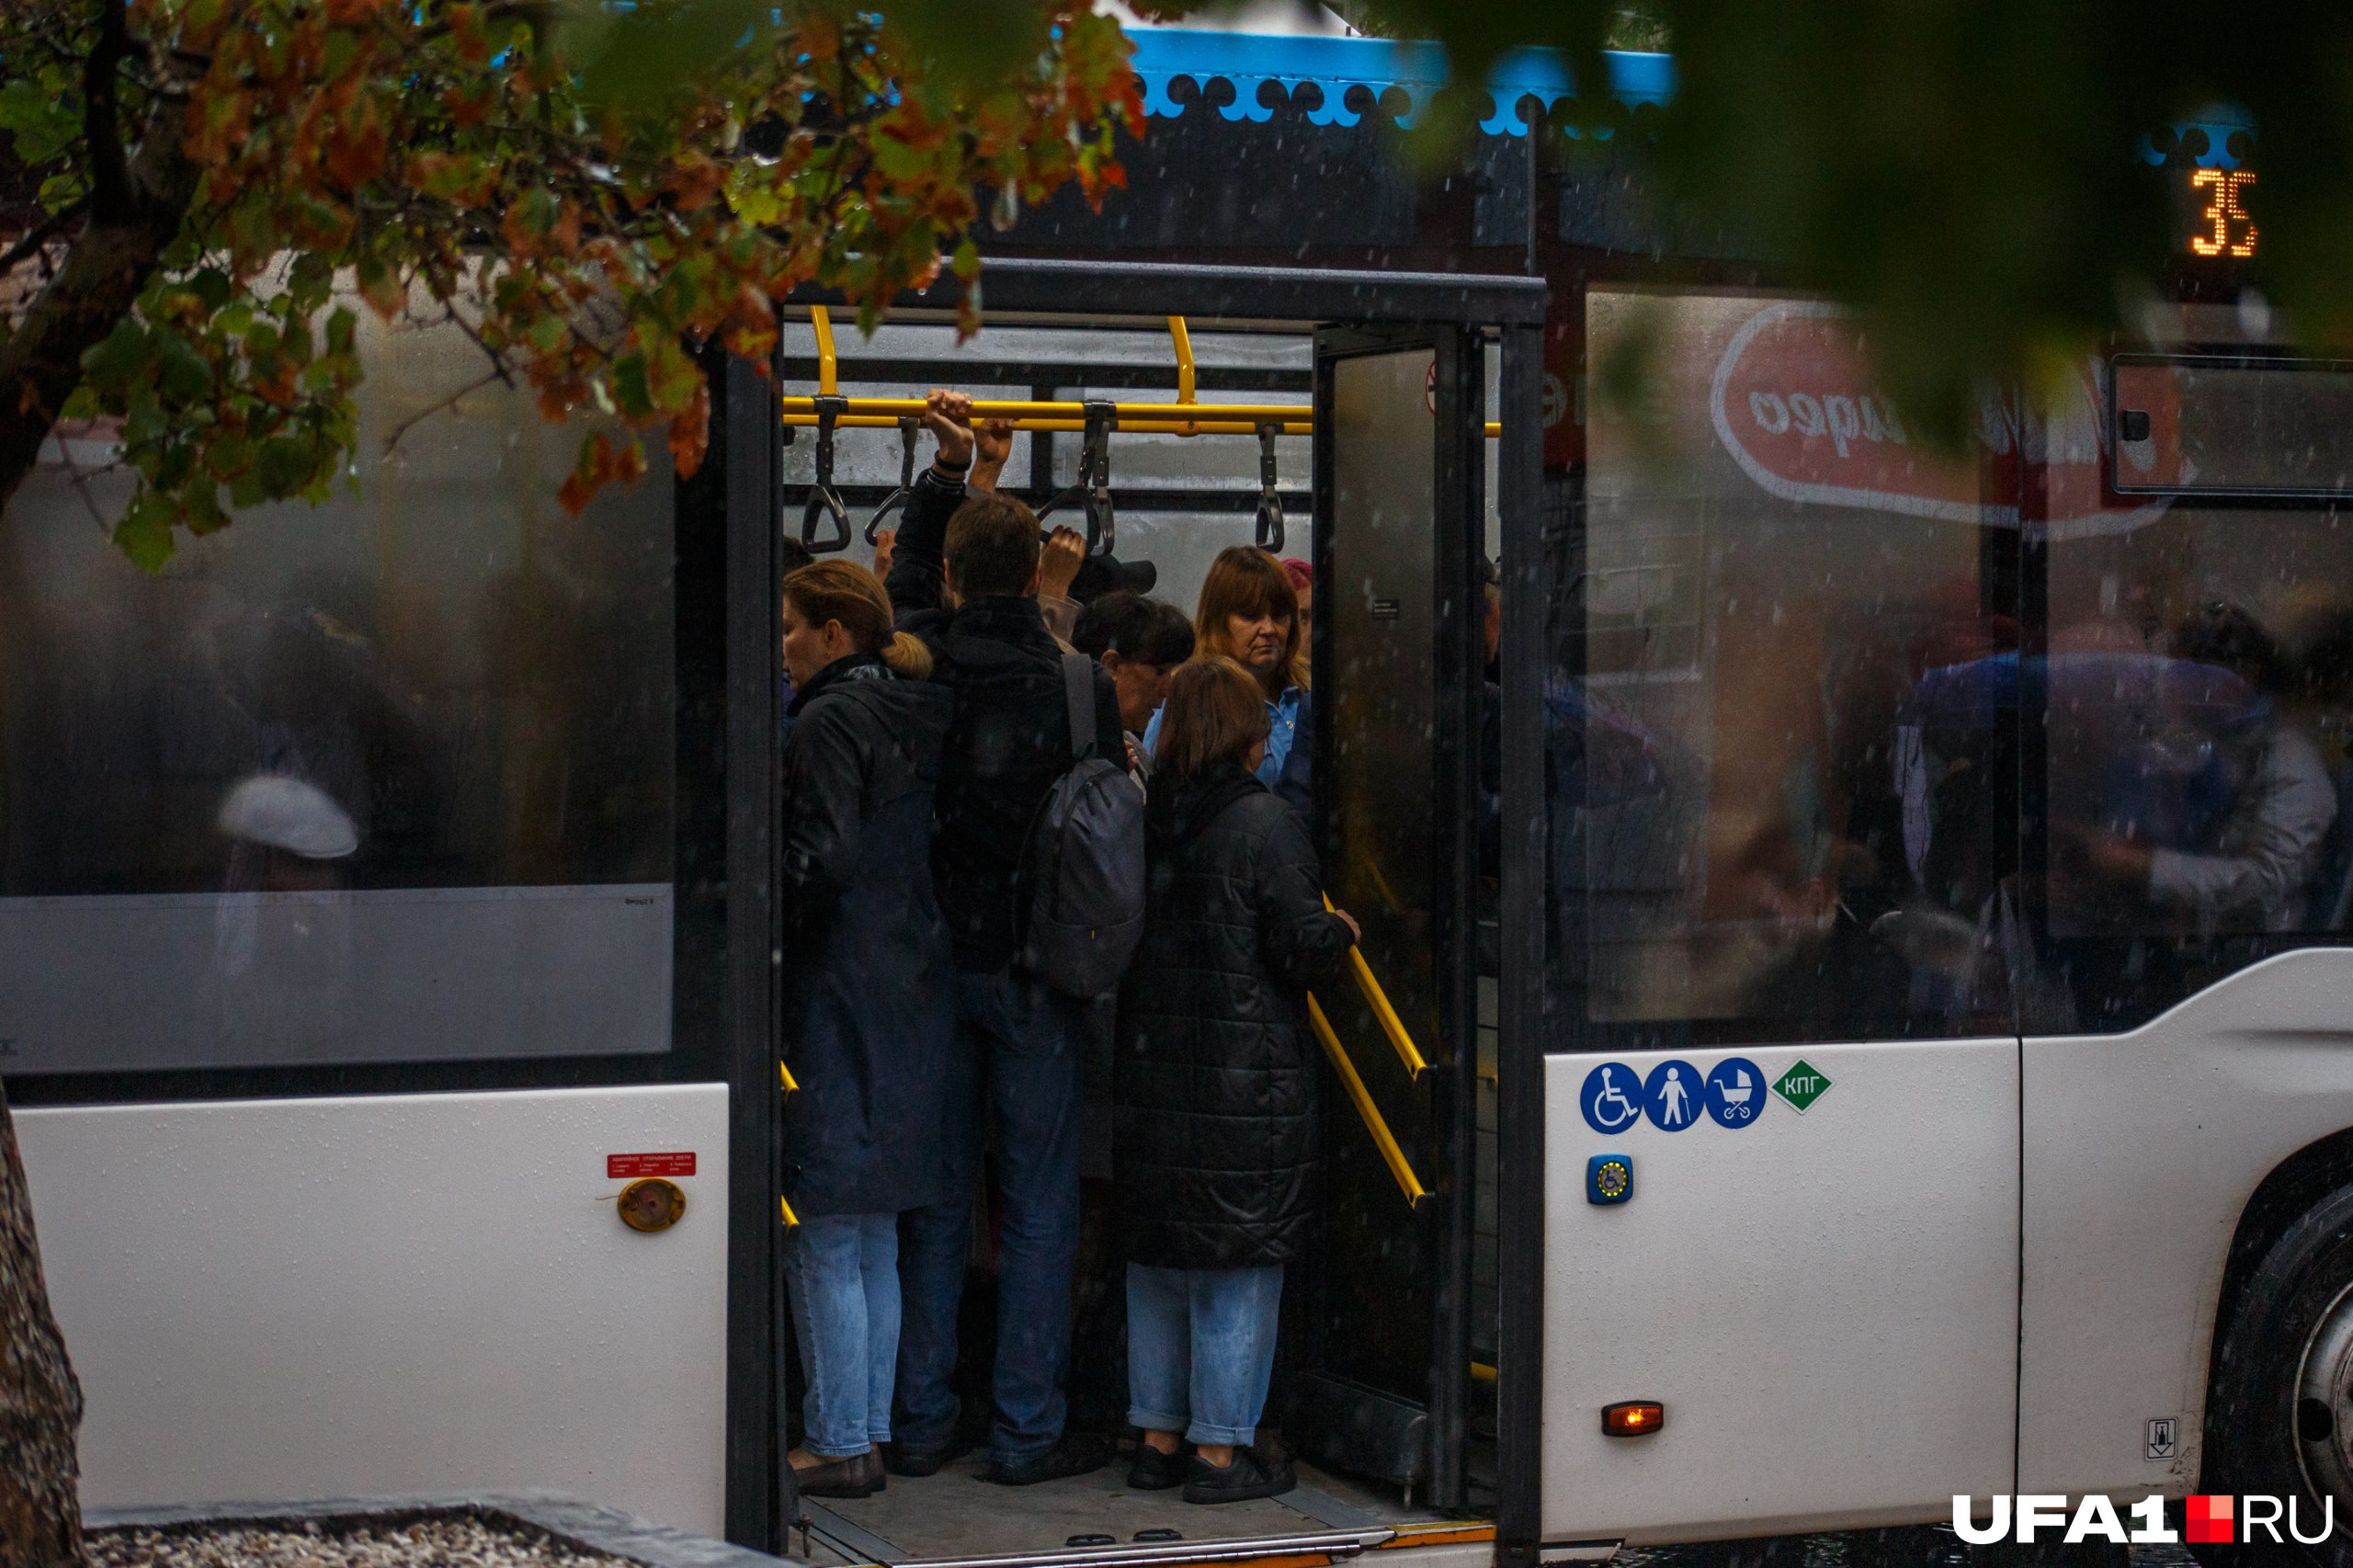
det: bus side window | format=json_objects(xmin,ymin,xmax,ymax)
[
  {"xmin": 1553, "ymin": 287, "xmax": 2018, "ymax": 1050},
  {"xmin": 2023, "ymin": 513, "xmax": 2353, "ymax": 1034}
]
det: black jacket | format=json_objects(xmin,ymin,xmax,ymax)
[
  {"xmin": 1113, "ymin": 764, "xmax": 1354, "ymax": 1268},
  {"xmin": 887, "ymin": 470, "xmax": 1123, "ymax": 972},
  {"xmin": 779, "ymin": 655, "xmax": 959, "ymax": 1216}
]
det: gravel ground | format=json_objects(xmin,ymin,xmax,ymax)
[{"xmin": 89, "ymin": 1516, "xmax": 643, "ymax": 1568}]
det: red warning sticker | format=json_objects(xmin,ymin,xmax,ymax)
[{"xmin": 608, "ymin": 1153, "xmax": 697, "ymax": 1179}]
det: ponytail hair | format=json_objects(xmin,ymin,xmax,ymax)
[
  {"xmin": 881, "ymin": 630, "xmax": 932, "ymax": 679},
  {"xmin": 783, "ymin": 561, "xmax": 934, "ymax": 680}
]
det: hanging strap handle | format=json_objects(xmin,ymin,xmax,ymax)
[
  {"xmin": 1062, "ymin": 652, "xmax": 1097, "ymax": 762},
  {"xmin": 1036, "ymin": 401, "xmax": 1116, "ymax": 557},
  {"xmin": 801, "ymin": 394, "xmax": 851, "ymax": 553},
  {"xmin": 864, "ymin": 415, "xmax": 920, "ymax": 545},
  {"xmin": 1254, "ymin": 421, "xmax": 1286, "ymax": 553}
]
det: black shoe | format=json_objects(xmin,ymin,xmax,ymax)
[
  {"xmin": 983, "ymin": 1433, "xmax": 1113, "ymax": 1486},
  {"xmin": 795, "ymin": 1448, "xmax": 887, "ymax": 1499},
  {"xmin": 882, "ymin": 1436, "xmax": 972, "ymax": 1478},
  {"xmin": 1127, "ymin": 1441, "xmax": 1191, "ymax": 1491},
  {"xmin": 1182, "ymin": 1447, "xmax": 1295, "ymax": 1505}
]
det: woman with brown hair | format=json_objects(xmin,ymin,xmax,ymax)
[
  {"xmin": 1144, "ymin": 547, "xmax": 1312, "ymax": 814},
  {"xmin": 1115, "ymin": 656, "xmax": 1358, "ymax": 1504},
  {"xmin": 777, "ymin": 561, "xmax": 956, "ymax": 1497}
]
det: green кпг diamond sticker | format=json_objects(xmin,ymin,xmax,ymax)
[{"xmin": 1772, "ymin": 1059, "xmax": 1832, "ymax": 1113}]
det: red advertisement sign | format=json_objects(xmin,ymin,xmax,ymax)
[{"xmin": 608, "ymin": 1152, "xmax": 697, "ymax": 1179}]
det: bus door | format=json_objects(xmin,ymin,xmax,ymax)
[
  {"xmin": 1526, "ymin": 287, "xmax": 2024, "ymax": 1544},
  {"xmin": 1302, "ymin": 324, "xmax": 1489, "ymax": 1510}
]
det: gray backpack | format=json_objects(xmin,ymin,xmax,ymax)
[{"xmin": 1016, "ymin": 653, "xmax": 1147, "ymax": 998}]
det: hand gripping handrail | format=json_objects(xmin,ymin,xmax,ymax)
[
  {"xmin": 864, "ymin": 415, "xmax": 920, "ymax": 545},
  {"xmin": 1308, "ymin": 993, "xmax": 1428, "ymax": 1210},
  {"xmin": 800, "ymin": 394, "xmax": 852, "ymax": 552},
  {"xmin": 1324, "ymin": 894, "xmax": 1428, "ymax": 1081}
]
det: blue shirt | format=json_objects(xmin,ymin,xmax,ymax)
[{"xmin": 1143, "ymin": 685, "xmax": 1305, "ymax": 790}]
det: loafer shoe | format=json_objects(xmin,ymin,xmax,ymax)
[{"xmin": 795, "ymin": 1447, "xmax": 887, "ymax": 1499}]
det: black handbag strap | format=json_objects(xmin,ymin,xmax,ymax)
[{"xmin": 1062, "ymin": 653, "xmax": 1096, "ymax": 761}]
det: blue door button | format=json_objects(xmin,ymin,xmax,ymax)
[{"xmin": 1587, "ymin": 1153, "xmax": 1632, "ymax": 1205}]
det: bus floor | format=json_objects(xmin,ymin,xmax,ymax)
[{"xmin": 792, "ymin": 1450, "xmax": 1456, "ymax": 1568}]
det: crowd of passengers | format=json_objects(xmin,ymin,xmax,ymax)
[{"xmin": 774, "ymin": 392, "xmax": 1354, "ymax": 1506}]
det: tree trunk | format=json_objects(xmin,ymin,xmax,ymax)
[
  {"xmin": 0, "ymin": 87, "xmax": 198, "ymax": 519},
  {"xmin": 0, "ymin": 1081, "xmax": 84, "ymax": 1568}
]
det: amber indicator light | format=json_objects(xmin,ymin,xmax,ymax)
[{"xmin": 1602, "ymin": 1401, "xmax": 1664, "ymax": 1437}]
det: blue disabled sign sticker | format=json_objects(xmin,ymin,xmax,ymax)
[
  {"xmin": 1643, "ymin": 1060, "xmax": 1704, "ymax": 1131},
  {"xmin": 1580, "ymin": 1062, "xmax": 1644, "ymax": 1134},
  {"xmin": 1704, "ymin": 1057, "xmax": 1767, "ymax": 1129}
]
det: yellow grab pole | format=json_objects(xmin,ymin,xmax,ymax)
[
  {"xmin": 810, "ymin": 305, "xmax": 838, "ymax": 396},
  {"xmin": 1167, "ymin": 315, "xmax": 1200, "ymax": 436},
  {"xmin": 1307, "ymin": 992, "xmax": 1427, "ymax": 1209},
  {"xmin": 1324, "ymin": 894, "xmax": 1429, "ymax": 1081},
  {"xmin": 1471, "ymin": 1361, "xmax": 1498, "ymax": 1384}
]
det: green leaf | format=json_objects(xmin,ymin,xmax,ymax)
[
  {"xmin": 609, "ymin": 350, "xmax": 657, "ymax": 419},
  {"xmin": 112, "ymin": 492, "xmax": 177, "ymax": 574},
  {"xmin": 82, "ymin": 320, "xmax": 149, "ymax": 392},
  {"xmin": 256, "ymin": 437, "xmax": 314, "ymax": 498},
  {"xmin": 157, "ymin": 334, "xmax": 213, "ymax": 401}
]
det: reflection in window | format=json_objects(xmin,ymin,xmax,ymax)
[
  {"xmin": 1553, "ymin": 290, "xmax": 2016, "ymax": 1046},
  {"xmin": 0, "ymin": 302, "xmax": 676, "ymax": 1072},
  {"xmin": 2023, "ymin": 509, "xmax": 2353, "ymax": 1032}
]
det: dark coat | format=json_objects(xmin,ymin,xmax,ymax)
[
  {"xmin": 779, "ymin": 654, "xmax": 959, "ymax": 1217},
  {"xmin": 884, "ymin": 470, "xmax": 1123, "ymax": 972},
  {"xmin": 1113, "ymin": 764, "xmax": 1354, "ymax": 1268}
]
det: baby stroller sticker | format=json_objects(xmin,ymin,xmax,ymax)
[{"xmin": 1705, "ymin": 1057, "xmax": 1767, "ymax": 1128}]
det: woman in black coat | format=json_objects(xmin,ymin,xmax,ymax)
[
  {"xmin": 778, "ymin": 561, "xmax": 957, "ymax": 1499},
  {"xmin": 1114, "ymin": 655, "xmax": 1358, "ymax": 1505}
]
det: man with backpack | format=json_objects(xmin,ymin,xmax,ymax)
[{"xmin": 881, "ymin": 390, "xmax": 1138, "ymax": 1486}]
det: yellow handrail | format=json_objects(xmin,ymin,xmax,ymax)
[
  {"xmin": 1324, "ymin": 895, "xmax": 1429, "ymax": 1081},
  {"xmin": 810, "ymin": 306, "xmax": 838, "ymax": 396},
  {"xmin": 779, "ymin": 392, "xmax": 1502, "ymax": 440},
  {"xmin": 780, "ymin": 1194, "xmax": 801, "ymax": 1231},
  {"xmin": 1308, "ymin": 992, "xmax": 1428, "ymax": 1210},
  {"xmin": 779, "ymin": 1061, "xmax": 798, "ymax": 1096},
  {"xmin": 782, "ymin": 412, "xmax": 1309, "ymax": 437},
  {"xmin": 1167, "ymin": 315, "xmax": 1200, "ymax": 437},
  {"xmin": 1471, "ymin": 1361, "xmax": 1497, "ymax": 1384}
]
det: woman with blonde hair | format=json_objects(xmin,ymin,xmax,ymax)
[
  {"xmin": 1145, "ymin": 547, "xmax": 1312, "ymax": 813},
  {"xmin": 1115, "ymin": 656, "xmax": 1358, "ymax": 1504},
  {"xmin": 776, "ymin": 561, "xmax": 956, "ymax": 1496}
]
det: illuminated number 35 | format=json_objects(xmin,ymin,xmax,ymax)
[{"xmin": 2192, "ymin": 168, "xmax": 2257, "ymax": 258}]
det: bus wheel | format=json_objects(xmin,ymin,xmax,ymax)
[{"xmin": 2203, "ymin": 1184, "xmax": 2353, "ymax": 1567}]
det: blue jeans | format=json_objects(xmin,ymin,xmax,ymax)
[
  {"xmin": 894, "ymin": 971, "xmax": 1086, "ymax": 1464},
  {"xmin": 785, "ymin": 1212, "xmax": 900, "ymax": 1459},
  {"xmin": 1126, "ymin": 1263, "xmax": 1285, "ymax": 1447}
]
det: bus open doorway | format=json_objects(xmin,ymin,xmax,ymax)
[{"xmin": 762, "ymin": 260, "xmax": 1546, "ymax": 1568}]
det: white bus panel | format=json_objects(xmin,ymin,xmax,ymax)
[{"xmin": 17, "ymin": 1084, "xmax": 727, "ymax": 1535}]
